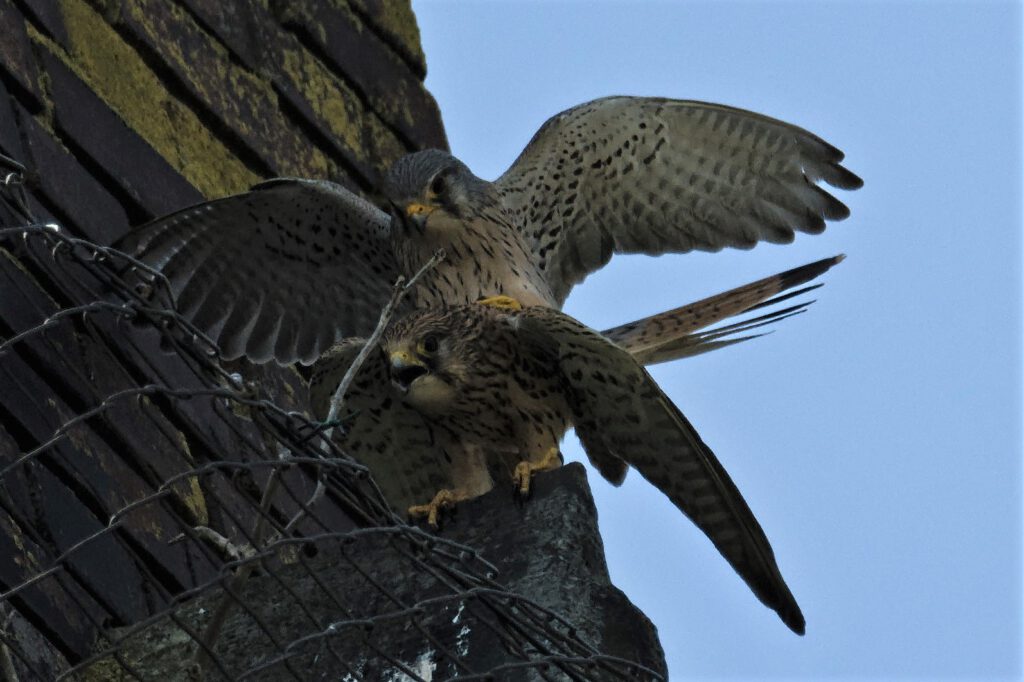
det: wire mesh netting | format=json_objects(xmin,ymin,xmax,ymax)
[{"xmin": 0, "ymin": 158, "xmax": 664, "ymax": 681}]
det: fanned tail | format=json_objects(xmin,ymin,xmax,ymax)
[{"xmin": 603, "ymin": 255, "xmax": 844, "ymax": 366}]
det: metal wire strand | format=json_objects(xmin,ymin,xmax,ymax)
[{"xmin": 0, "ymin": 186, "xmax": 662, "ymax": 681}]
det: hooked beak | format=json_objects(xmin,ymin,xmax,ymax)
[
  {"xmin": 394, "ymin": 201, "xmax": 435, "ymax": 235},
  {"xmin": 390, "ymin": 350, "xmax": 428, "ymax": 392}
]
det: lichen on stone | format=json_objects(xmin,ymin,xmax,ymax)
[{"xmin": 39, "ymin": 0, "xmax": 259, "ymax": 198}]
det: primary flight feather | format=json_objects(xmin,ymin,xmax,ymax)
[{"xmin": 117, "ymin": 96, "xmax": 859, "ymax": 365}]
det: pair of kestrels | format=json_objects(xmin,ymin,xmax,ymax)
[{"xmin": 120, "ymin": 96, "xmax": 861, "ymax": 635}]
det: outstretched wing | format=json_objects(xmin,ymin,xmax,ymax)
[
  {"xmin": 603, "ymin": 254, "xmax": 843, "ymax": 365},
  {"xmin": 517, "ymin": 307, "xmax": 805, "ymax": 634},
  {"xmin": 116, "ymin": 179, "xmax": 401, "ymax": 365},
  {"xmin": 309, "ymin": 340, "xmax": 451, "ymax": 513},
  {"xmin": 496, "ymin": 97, "xmax": 862, "ymax": 304}
]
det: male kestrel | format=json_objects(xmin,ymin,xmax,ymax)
[
  {"xmin": 310, "ymin": 300, "xmax": 808, "ymax": 634},
  {"xmin": 117, "ymin": 97, "xmax": 860, "ymax": 366}
]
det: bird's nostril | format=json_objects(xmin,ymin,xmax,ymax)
[{"xmin": 393, "ymin": 365, "xmax": 428, "ymax": 388}]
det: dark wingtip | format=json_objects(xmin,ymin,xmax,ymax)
[
  {"xmin": 767, "ymin": 586, "xmax": 805, "ymax": 635},
  {"xmin": 831, "ymin": 165, "xmax": 864, "ymax": 190},
  {"xmin": 783, "ymin": 605, "xmax": 806, "ymax": 635},
  {"xmin": 775, "ymin": 253, "xmax": 845, "ymax": 291}
]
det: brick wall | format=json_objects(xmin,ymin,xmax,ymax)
[
  {"xmin": 0, "ymin": 0, "xmax": 446, "ymax": 675},
  {"xmin": 0, "ymin": 0, "xmax": 446, "ymax": 234}
]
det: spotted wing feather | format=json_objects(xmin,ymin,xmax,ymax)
[
  {"xmin": 116, "ymin": 179, "xmax": 401, "ymax": 365},
  {"xmin": 309, "ymin": 339, "xmax": 452, "ymax": 513},
  {"xmin": 497, "ymin": 97, "xmax": 862, "ymax": 304},
  {"xmin": 517, "ymin": 306, "xmax": 806, "ymax": 634}
]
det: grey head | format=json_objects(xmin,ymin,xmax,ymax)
[{"xmin": 384, "ymin": 149, "xmax": 499, "ymax": 227}]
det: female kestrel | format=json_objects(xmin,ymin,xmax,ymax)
[{"xmin": 310, "ymin": 300, "xmax": 808, "ymax": 635}]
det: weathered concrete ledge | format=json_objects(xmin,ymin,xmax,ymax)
[{"xmin": 81, "ymin": 464, "xmax": 667, "ymax": 681}]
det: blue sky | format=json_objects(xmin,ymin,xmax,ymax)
[{"xmin": 413, "ymin": 2, "xmax": 1022, "ymax": 679}]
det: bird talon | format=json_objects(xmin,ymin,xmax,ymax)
[
  {"xmin": 408, "ymin": 488, "xmax": 463, "ymax": 528},
  {"xmin": 513, "ymin": 461, "xmax": 534, "ymax": 498},
  {"xmin": 477, "ymin": 295, "xmax": 523, "ymax": 311},
  {"xmin": 512, "ymin": 447, "xmax": 563, "ymax": 498}
]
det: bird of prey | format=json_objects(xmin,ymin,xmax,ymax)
[
  {"xmin": 311, "ymin": 255, "xmax": 840, "ymax": 515},
  {"xmin": 117, "ymin": 96, "xmax": 860, "ymax": 366},
  {"xmin": 310, "ymin": 300, "xmax": 808, "ymax": 634}
]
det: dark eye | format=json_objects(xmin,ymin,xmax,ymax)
[
  {"xmin": 430, "ymin": 173, "xmax": 446, "ymax": 196},
  {"xmin": 422, "ymin": 334, "xmax": 439, "ymax": 354}
]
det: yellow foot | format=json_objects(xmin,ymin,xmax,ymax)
[
  {"xmin": 476, "ymin": 295, "xmax": 523, "ymax": 311},
  {"xmin": 512, "ymin": 447, "xmax": 563, "ymax": 497},
  {"xmin": 408, "ymin": 488, "xmax": 465, "ymax": 528}
]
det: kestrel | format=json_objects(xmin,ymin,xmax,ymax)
[
  {"xmin": 311, "ymin": 300, "xmax": 808, "ymax": 634},
  {"xmin": 311, "ymin": 255, "xmax": 839, "ymax": 514},
  {"xmin": 117, "ymin": 96, "xmax": 860, "ymax": 365}
]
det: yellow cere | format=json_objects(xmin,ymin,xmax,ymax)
[{"xmin": 405, "ymin": 203, "xmax": 436, "ymax": 217}]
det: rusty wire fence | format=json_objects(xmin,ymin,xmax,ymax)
[{"xmin": 0, "ymin": 161, "xmax": 662, "ymax": 681}]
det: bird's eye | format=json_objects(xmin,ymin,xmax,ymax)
[
  {"xmin": 421, "ymin": 334, "xmax": 439, "ymax": 354},
  {"xmin": 430, "ymin": 174, "xmax": 446, "ymax": 196}
]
